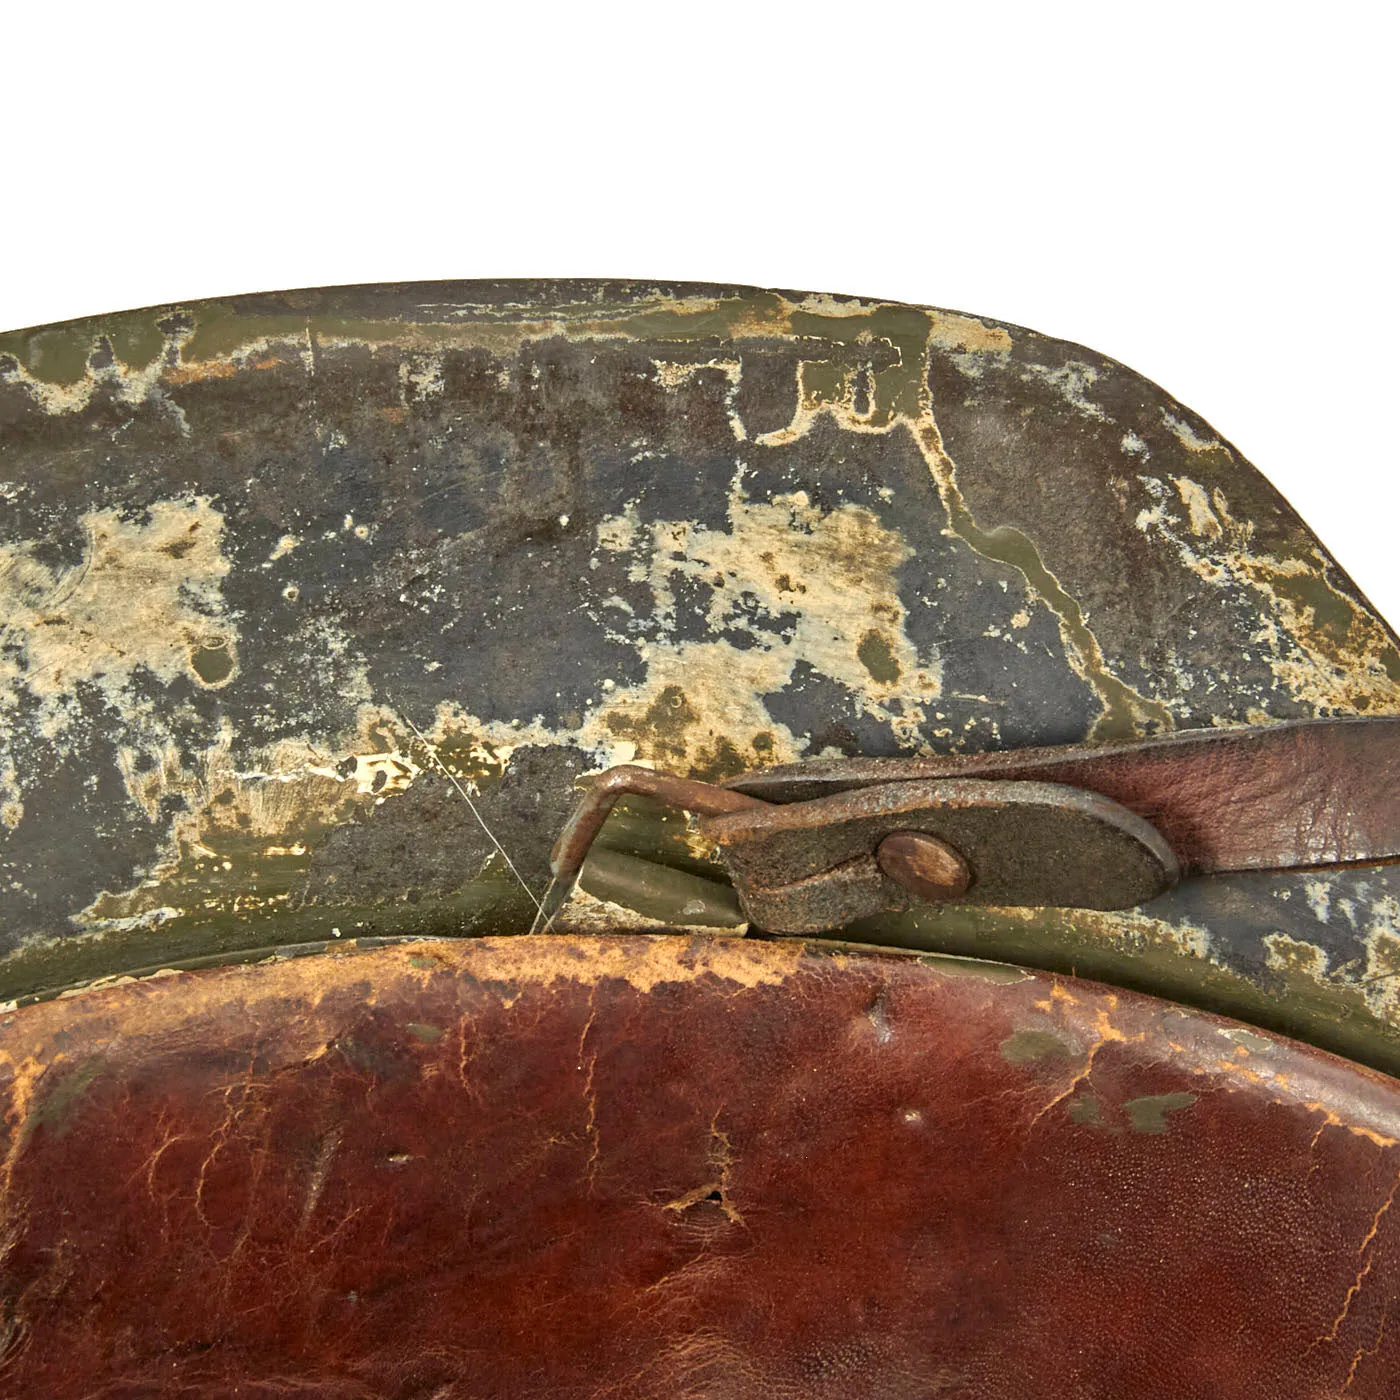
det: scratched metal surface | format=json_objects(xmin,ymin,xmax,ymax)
[{"xmin": 1, "ymin": 281, "xmax": 1398, "ymax": 1069}]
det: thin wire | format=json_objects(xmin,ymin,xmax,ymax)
[
  {"xmin": 527, "ymin": 875, "xmax": 567, "ymax": 938},
  {"xmin": 396, "ymin": 707, "xmax": 544, "ymax": 920}
]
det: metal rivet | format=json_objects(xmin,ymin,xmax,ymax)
[{"xmin": 875, "ymin": 830, "xmax": 971, "ymax": 903}]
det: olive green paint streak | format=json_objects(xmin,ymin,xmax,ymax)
[
  {"xmin": 0, "ymin": 326, "xmax": 102, "ymax": 384},
  {"xmin": 0, "ymin": 875, "xmax": 534, "ymax": 1011},
  {"xmin": 1123, "ymin": 1092, "xmax": 1197, "ymax": 1134},
  {"xmin": 857, "ymin": 631, "xmax": 902, "ymax": 685},
  {"xmin": 1000, "ymin": 1029, "xmax": 1078, "ymax": 1064},
  {"xmin": 20, "ymin": 1059, "xmax": 104, "ymax": 1145},
  {"xmin": 910, "ymin": 415, "xmax": 1174, "ymax": 740},
  {"xmin": 618, "ymin": 291, "xmax": 1174, "ymax": 741}
]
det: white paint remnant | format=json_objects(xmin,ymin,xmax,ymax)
[
  {"xmin": 1024, "ymin": 361, "xmax": 1108, "ymax": 421},
  {"xmin": 399, "ymin": 355, "xmax": 445, "ymax": 401},
  {"xmin": 586, "ymin": 481, "xmax": 942, "ymax": 758},
  {"xmin": 1162, "ymin": 409, "xmax": 1221, "ymax": 454},
  {"xmin": 1264, "ymin": 932, "xmax": 1329, "ymax": 980},
  {"xmin": 1304, "ymin": 877, "xmax": 1334, "ymax": 925},
  {"xmin": 306, "ymin": 748, "xmax": 422, "ymax": 798},
  {"xmin": 595, "ymin": 509, "xmax": 638, "ymax": 554},
  {"xmin": 0, "ymin": 498, "xmax": 239, "ymax": 744},
  {"xmin": 1173, "ymin": 477, "xmax": 1224, "ymax": 540},
  {"xmin": 0, "ymin": 760, "xmax": 22, "ymax": 831}
]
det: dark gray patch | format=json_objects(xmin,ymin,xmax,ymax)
[
  {"xmin": 305, "ymin": 744, "xmax": 589, "ymax": 913},
  {"xmin": 762, "ymin": 664, "xmax": 903, "ymax": 758}
]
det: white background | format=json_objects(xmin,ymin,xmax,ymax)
[{"xmin": 3, "ymin": 4, "xmax": 1396, "ymax": 623}]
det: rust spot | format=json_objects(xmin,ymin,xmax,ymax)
[{"xmin": 163, "ymin": 360, "xmax": 240, "ymax": 385}]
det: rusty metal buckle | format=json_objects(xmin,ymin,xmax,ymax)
[
  {"xmin": 537, "ymin": 765, "xmax": 1176, "ymax": 935},
  {"xmin": 535, "ymin": 717, "xmax": 1400, "ymax": 936}
]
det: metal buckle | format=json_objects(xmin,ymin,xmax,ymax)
[
  {"xmin": 705, "ymin": 778, "xmax": 1177, "ymax": 933},
  {"xmin": 537, "ymin": 767, "xmax": 1176, "ymax": 935},
  {"xmin": 534, "ymin": 718, "xmax": 1400, "ymax": 936}
]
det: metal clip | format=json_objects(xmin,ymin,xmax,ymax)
[
  {"xmin": 534, "ymin": 718, "xmax": 1400, "ymax": 936},
  {"xmin": 537, "ymin": 766, "xmax": 1176, "ymax": 935}
]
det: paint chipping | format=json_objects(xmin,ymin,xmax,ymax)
[
  {"xmin": 0, "ymin": 498, "xmax": 238, "ymax": 738},
  {"xmin": 1135, "ymin": 475, "xmax": 1400, "ymax": 716},
  {"xmin": 750, "ymin": 305, "xmax": 1172, "ymax": 739},
  {"xmin": 651, "ymin": 358, "xmax": 746, "ymax": 441},
  {"xmin": 585, "ymin": 484, "xmax": 939, "ymax": 770}
]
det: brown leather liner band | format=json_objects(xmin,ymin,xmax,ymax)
[{"xmin": 1, "ymin": 936, "xmax": 1396, "ymax": 1398}]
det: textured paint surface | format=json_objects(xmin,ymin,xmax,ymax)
[
  {"xmin": 2, "ymin": 281, "xmax": 1399, "ymax": 1067},
  {"xmin": 0, "ymin": 936, "xmax": 1397, "ymax": 1398}
]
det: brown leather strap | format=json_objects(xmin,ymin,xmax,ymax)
[{"xmin": 727, "ymin": 716, "xmax": 1400, "ymax": 875}]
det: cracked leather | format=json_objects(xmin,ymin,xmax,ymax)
[{"xmin": 0, "ymin": 935, "xmax": 1395, "ymax": 1399}]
